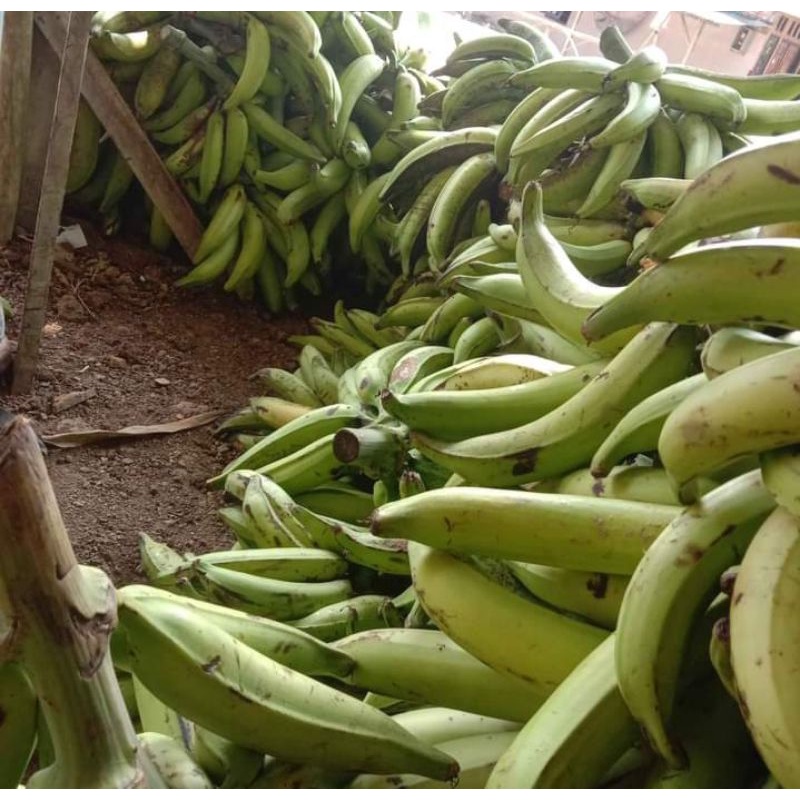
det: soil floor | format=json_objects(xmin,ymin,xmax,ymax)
[{"xmin": 0, "ymin": 221, "xmax": 315, "ymax": 586}]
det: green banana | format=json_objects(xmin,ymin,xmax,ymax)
[
  {"xmin": 446, "ymin": 33, "xmax": 536, "ymax": 66},
  {"xmin": 373, "ymin": 487, "xmax": 677, "ymax": 574},
  {"xmin": 577, "ymin": 130, "xmax": 648, "ymax": 218},
  {"xmin": 729, "ymin": 504, "xmax": 800, "ymax": 789},
  {"xmin": 379, "ymin": 127, "xmax": 497, "ymax": 209},
  {"xmin": 393, "ymin": 166, "xmax": 458, "ymax": 276},
  {"xmin": 119, "ymin": 597, "xmax": 458, "ymax": 780},
  {"xmin": 454, "ymin": 273, "xmax": 545, "ymax": 324},
  {"xmin": 150, "ymin": 98, "xmax": 216, "ymax": 145},
  {"xmin": 232, "ymin": 431, "xmax": 339, "ymax": 496},
  {"xmin": 407, "ymin": 542, "xmax": 607, "ymax": 695},
  {"xmin": 67, "ymin": 101, "xmax": 102, "ymax": 193},
  {"xmin": 440, "ymin": 58, "xmax": 522, "ymax": 130},
  {"xmin": 387, "ymin": 345, "xmax": 454, "ymax": 394},
  {"xmin": 659, "ymin": 347, "xmax": 800, "ymax": 502},
  {"xmin": 251, "ymin": 367, "xmax": 321, "ymax": 408},
  {"xmin": 192, "ymin": 183, "xmax": 247, "ymax": 263},
  {"xmin": 340, "ymin": 120, "xmax": 371, "ymax": 169},
  {"xmin": 590, "ymin": 82, "xmax": 661, "ymax": 148},
  {"xmin": 508, "ymin": 563, "xmax": 628, "ymax": 630},
  {"xmin": 188, "ymin": 559, "xmax": 352, "ymax": 620},
  {"xmin": 250, "ymin": 11, "xmax": 321, "ymax": 59},
  {"xmin": 620, "ymin": 176, "xmax": 690, "ymax": 211},
  {"xmin": 290, "ymin": 595, "xmax": 403, "ymax": 642},
  {"xmin": 138, "ymin": 732, "xmax": 213, "ymax": 789},
  {"xmin": 701, "ymin": 327, "xmax": 797, "ymax": 379},
  {"xmin": 487, "ymin": 636, "xmax": 637, "ymax": 788},
  {"xmin": 298, "ymin": 346, "xmax": 339, "ymax": 406},
  {"xmin": 243, "ymin": 101, "xmax": 326, "ymax": 163},
  {"xmin": 134, "ymin": 45, "xmax": 182, "ymax": 120},
  {"xmin": 537, "ymin": 146, "xmax": 609, "ymax": 217},
  {"xmin": 665, "ymin": 63, "xmax": 800, "ymax": 101},
  {"xmin": 657, "ymin": 72, "xmax": 746, "ymax": 126},
  {"xmin": 510, "ymin": 93, "xmax": 624, "ymax": 162},
  {"xmin": 647, "ymin": 109, "xmax": 684, "ymax": 178},
  {"xmin": 541, "ymin": 463, "xmax": 717, "ymax": 506},
  {"xmin": 426, "ymin": 152, "xmax": 498, "ymax": 268},
  {"xmin": 498, "ymin": 17, "xmax": 560, "ymax": 61},
  {"xmin": 290, "ymin": 504, "xmax": 410, "ymax": 576},
  {"xmin": 509, "ymin": 56, "xmax": 618, "ymax": 93},
  {"xmin": 175, "ymin": 225, "xmax": 240, "ymax": 289},
  {"xmin": 218, "ymin": 108, "xmax": 248, "ymax": 188},
  {"xmin": 190, "ymin": 726, "xmax": 262, "ymax": 789},
  {"xmin": 603, "ymin": 45, "xmax": 667, "ymax": 89},
  {"xmin": 590, "ymin": 372, "xmax": 707, "ymax": 477},
  {"xmin": 381, "ymin": 358, "xmax": 605, "ymax": 440},
  {"xmin": 224, "ymin": 15, "xmax": 270, "ymax": 109},
  {"xmin": 412, "ymin": 322, "xmax": 696, "ymax": 487},
  {"xmin": 198, "ymin": 109, "xmax": 224, "ymax": 203},
  {"xmin": 351, "ymin": 730, "xmax": 519, "ymax": 789},
  {"xmin": 629, "ymin": 131, "xmax": 800, "ymax": 266},
  {"xmin": 587, "ymin": 240, "xmax": 800, "ymax": 340},
  {"xmin": 334, "ymin": 53, "xmax": 385, "ymax": 149},
  {"xmin": 277, "ymin": 159, "xmax": 351, "ymax": 226},
  {"xmin": 254, "ymin": 158, "xmax": 313, "ymax": 192},
  {"xmin": 675, "ymin": 112, "xmax": 720, "ymax": 180},
  {"xmin": 335, "ymin": 627, "xmax": 546, "ymax": 723},
  {"xmin": 494, "ymin": 87, "xmax": 562, "ymax": 174},
  {"xmin": 92, "ymin": 26, "xmax": 163, "ymax": 62},
  {"xmin": 98, "ymin": 148, "xmax": 135, "ymax": 214},
  {"xmin": 348, "ymin": 173, "xmax": 390, "ymax": 253},
  {"xmin": 208, "ymin": 404, "xmax": 361, "ymax": 489},
  {"xmin": 353, "ymin": 339, "xmax": 422, "ymax": 410},
  {"xmin": 515, "ymin": 182, "xmax": 631, "ymax": 354},
  {"xmin": 614, "ymin": 469, "xmax": 773, "ymax": 767},
  {"xmin": 451, "ymin": 316, "xmax": 499, "ymax": 362}
]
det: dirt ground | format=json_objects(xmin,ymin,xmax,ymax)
[{"xmin": 0, "ymin": 222, "xmax": 315, "ymax": 587}]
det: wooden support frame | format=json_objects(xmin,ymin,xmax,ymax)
[
  {"xmin": 11, "ymin": 11, "xmax": 205, "ymax": 393},
  {"xmin": 13, "ymin": 12, "xmax": 95, "ymax": 395},
  {"xmin": 34, "ymin": 11, "xmax": 203, "ymax": 258},
  {"xmin": 0, "ymin": 12, "xmax": 34, "ymax": 244}
]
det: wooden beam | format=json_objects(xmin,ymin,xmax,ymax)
[
  {"xmin": 0, "ymin": 12, "xmax": 34, "ymax": 243},
  {"xmin": 35, "ymin": 11, "xmax": 203, "ymax": 259},
  {"xmin": 16, "ymin": 25, "xmax": 62, "ymax": 232},
  {"xmin": 12, "ymin": 12, "xmax": 94, "ymax": 395}
]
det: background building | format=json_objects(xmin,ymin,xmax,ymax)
[{"xmin": 463, "ymin": 10, "xmax": 799, "ymax": 76}]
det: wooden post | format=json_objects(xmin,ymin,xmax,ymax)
[
  {"xmin": 16, "ymin": 25, "xmax": 62, "ymax": 232},
  {"xmin": 0, "ymin": 415, "xmax": 145, "ymax": 787},
  {"xmin": 35, "ymin": 12, "xmax": 204, "ymax": 259},
  {"xmin": 0, "ymin": 12, "xmax": 34, "ymax": 243},
  {"xmin": 12, "ymin": 12, "xmax": 94, "ymax": 395}
]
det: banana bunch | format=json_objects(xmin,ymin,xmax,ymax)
[
  {"xmin": 67, "ymin": 12, "xmax": 800, "ymax": 315},
  {"xmin": 69, "ymin": 10, "xmax": 455, "ymax": 309}
]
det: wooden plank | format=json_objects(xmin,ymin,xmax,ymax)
[
  {"xmin": 35, "ymin": 11, "xmax": 203, "ymax": 259},
  {"xmin": 0, "ymin": 12, "xmax": 34, "ymax": 242},
  {"xmin": 12, "ymin": 12, "xmax": 94, "ymax": 395},
  {"xmin": 16, "ymin": 25, "xmax": 62, "ymax": 232}
]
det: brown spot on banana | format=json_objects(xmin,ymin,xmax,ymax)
[{"xmin": 767, "ymin": 164, "xmax": 800, "ymax": 184}]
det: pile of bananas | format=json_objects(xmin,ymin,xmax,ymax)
[
  {"xmin": 68, "ymin": 9, "xmax": 443, "ymax": 310},
  {"xmin": 133, "ymin": 128, "xmax": 798, "ymax": 789},
  {"xmin": 9, "ymin": 12, "xmax": 800, "ymax": 790},
  {"xmin": 69, "ymin": 12, "xmax": 800, "ymax": 316}
]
